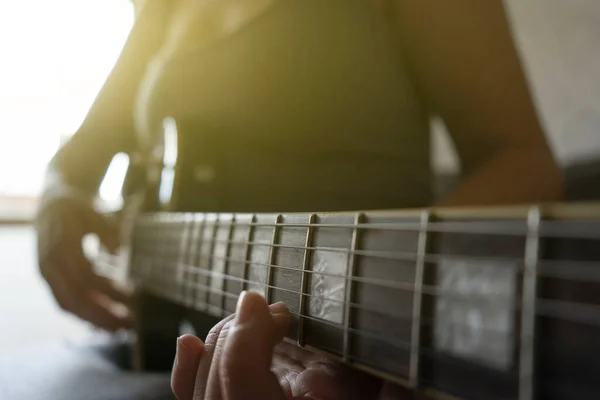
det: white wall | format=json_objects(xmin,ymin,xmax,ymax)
[{"xmin": 434, "ymin": 0, "xmax": 600, "ymax": 173}]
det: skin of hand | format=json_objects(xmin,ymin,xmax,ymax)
[
  {"xmin": 35, "ymin": 192, "xmax": 133, "ymax": 331},
  {"xmin": 171, "ymin": 291, "xmax": 413, "ymax": 400}
]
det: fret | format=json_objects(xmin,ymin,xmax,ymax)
[
  {"xmin": 185, "ymin": 214, "xmax": 203, "ymax": 307},
  {"xmin": 220, "ymin": 216, "xmax": 236, "ymax": 318},
  {"xmin": 247, "ymin": 215, "xmax": 275, "ymax": 297},
  {"xmin": 409, "ymin": 211, "xmax": 430, "ymax": 388},
  {"xmin": 519, "ymin": 207, "xmax": 542, "ymax": 400},
  {"xmin": 266, "ymin": 215, "xmax": 282, "ymax": 304},
  {"xmin": 198, "ymin": 214, "xmax": 218, "ymax": 312},
  {"xmin": 191, "ymin": 214, "xmax": 206, "ymax": 308},
  {"xmin": 342, "ymin": 212, "xmax": 363, "ymax": 362},
  {"xmin": 242, "ymin": 215, "xmax": 256, "ymax": 292},
  {"xmin": 206, "ymin": 214, "xmax": 222, "ymax": 314},
  {"xmin": 177, "ymin": 214, "xmax": 194, "ymax": 304},
  {"xmin": 298, "ymin": 213, "xmax": 317, "ymax": 347}
]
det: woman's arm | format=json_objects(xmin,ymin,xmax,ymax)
[
  {"xmin": 45, "ymin": 0, "xmax": 173, "ymax": 197},
  {"xmin": 389, "ymin": 0, "xmax": 563, "ymax": 206}
]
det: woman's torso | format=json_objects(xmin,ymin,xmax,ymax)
[{"xmin": 135, "ymin": 0, "xmax": 432, "ymax": 213}]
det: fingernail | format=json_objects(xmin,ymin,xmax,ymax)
[
  {"xmin": 175, "ymin": 337, "xmax": 187, "ymax": 368},
  {"xmin": 269, "ymin": 301, "xmax": 288, "ymax": 314},
  {"xmin": 235, "ymin": 291, "xmax": 265, "ymax": 324}
]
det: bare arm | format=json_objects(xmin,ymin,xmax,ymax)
[{"xmin": 389, "ymin": 0, "xmax": 563, "ymax": 206}]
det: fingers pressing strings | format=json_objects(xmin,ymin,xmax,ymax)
[
  {"xmin": 219, "ymin": 292, "xmax": 291, "ymax": 400},
  {"xmin": 181, "ymin": 293, "xmax": 291, "ymax": 400}
]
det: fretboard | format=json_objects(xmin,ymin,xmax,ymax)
[{"xmin": 97, "ymin": 203, "xmax": 600, "ymax": 400}]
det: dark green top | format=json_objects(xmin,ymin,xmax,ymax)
[{"xmin": 136, "ymin": 0, "xmax": 431, "ymax": 213}]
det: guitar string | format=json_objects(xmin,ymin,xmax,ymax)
[
  {"xmin": 100, "ymin": 247, "xmax": 600, "ymax": 330},
  {"xmin": 96, "ymin": 255, "xmax": 502, "ymax": 336},
  {"xmin": 110, "ymin": 226, "xmax": 600, "ymax": 329},
  {"xmin": 126, "ymin": 252, "xmax": 600, "ymax": 330},
  {"xmin": 99, "ymin": 252, "xmax": 600, "ymax": 339},
  {"xmin": 100, "ymin": 216, "xmax": 600, "ymax": 332},
  {"xmin": 98, "ymin": 213, "xmax": 600, "ymax": 391},
  {"xmin": 162, "ymin": 236, "xmax": 521, "ymax": 265},
  {"xmin": 129, "ymin": 228, "xmax": 600, "ymax": 283},
  {"xmin": 143, "ymin": 279, "xmax": 556, "ymax": 383},
  {"xmin": 136, "ymin": 266, "xmax": 587, "ymax": 392},
  {"xmin": 141, "ymin": 273, "xmax": 516, "ymax": 355},
  {"xmin": 136, "ymin": 256, "xmax": 505, "ymax": 333},
  {"xmin": 136, "ymin": 217, "xmax": 600, "ymax": 240},
  {"xmin": 118, "ymin": 240, "xmax": 600, "ymax": 297},
  {"xmin": 133, "ymin": 252, "xmax": 514, "ymax": 304},
  {"xmin": 100, "ymin": 241, "xmax": 600, "ymax": 286}
]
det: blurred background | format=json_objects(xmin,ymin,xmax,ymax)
[
  {"xmin": 0, "ymin": 0, "xmax": 598, "ymax": 361},
  {"xmin": 0, "ymin": 0, "xmax": 135, "ymax": 355}
]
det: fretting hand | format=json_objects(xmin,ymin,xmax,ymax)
[{"xmin": 171, "ymin": 291, "xmax": 411, "ymax": 400}]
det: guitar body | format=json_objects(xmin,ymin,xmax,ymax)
[{"xmin": 107, "ymin": 118, "xmax": 600, "ymax": 399}]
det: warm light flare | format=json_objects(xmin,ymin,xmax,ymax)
[{"xmin": 0, "ymin": 0, "xmax": 134, "ymax": 196}]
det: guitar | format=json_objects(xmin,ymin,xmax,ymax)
[{"xmin": 96, "ymin": 119, "xmax": 600, "ymax": 400}]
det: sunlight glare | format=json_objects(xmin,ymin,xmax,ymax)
[{"xmin": 0, "ymin": 0, "xmax": 134, "ymax": 196}]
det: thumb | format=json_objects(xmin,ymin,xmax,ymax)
[{"xmin": 220, "ymin": 292, "xmax": 290, "ymax": 400}]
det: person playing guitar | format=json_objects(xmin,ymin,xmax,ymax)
[{"xmin": 35, "ymin": 0, "xmax": 562, "ymax": 398}]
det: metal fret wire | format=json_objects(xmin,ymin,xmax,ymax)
[
  {"xmin": 205, "ymin": 215, "xmax": 219, "ymax": 313},
  {"xmin": 409, "ymin": 211, "xmax": 429, "ymax": 388},
  {"xmin": 266, "ymin": 215, "xmax": 282, "ymax": 304},
  {"xmin": 298, "ymin": 214, "xmax": 316, "ymax": 347},
  {"xmin": 342, "ymin": 213, "xmax": 362, "ymax": 362},
  {"xmin": 188, "ymin": 215, "xmax": 205, "ymax": 307},
  {"xmin": 519, "ymin": 207, "xmax": 541, "ymax": 400},
  {"xmin": 220, "ymin": 216, "xmax": 236, "ymax": 318},
  {"xmin": 188, "ymin": 214, "xmax": 206, "ymax": 305},
  {"xmin": 242, "ymin": 215, "xmax": 256, "ymax": 293},
  {"xmin": 177, "ymin": 214, "xmax": 194, "ymax": 305},
  {"xmin": 136, "ymin": 216, "xmax": 600, "ymax": 239}
]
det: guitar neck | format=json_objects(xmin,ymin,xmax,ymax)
[{"xmin": 101, "ymin": 203, "xmax": 600, "ymax": 400}]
